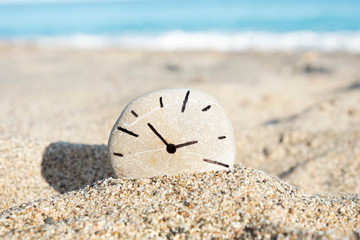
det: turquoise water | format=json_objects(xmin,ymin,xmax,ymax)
[{"xmin": 1, "ymin": 0, "xmax": 360, "ymax": 51}]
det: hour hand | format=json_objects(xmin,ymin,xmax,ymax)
[
  {"xmin": 147, "ymin": 123, "xmax": 168, "ymax": 146},
  {"xmin": 175, "ymin": 140, "xmax": 198, "ymax": 149}
]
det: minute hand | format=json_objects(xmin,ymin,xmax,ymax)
[
  {"xmin": 147, "ymin": 123, "xmax": 168, "ymax": 146},
  {"xmin": 175, "ymin": 141, "xmax": 198, "ymax": 148}
]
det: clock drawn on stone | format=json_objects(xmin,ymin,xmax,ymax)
[{"xmin": 108, "ymin": 88, "xmax": 235, "ymax": 178}]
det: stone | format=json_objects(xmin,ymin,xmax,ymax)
[{"xmin": 108, "ymin": 88, "xmax": 235, "ymax": 178}]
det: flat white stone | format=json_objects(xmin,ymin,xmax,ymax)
[{"xmin": 108, "ymin": 88, "xmax": 235, "ymax": 178}]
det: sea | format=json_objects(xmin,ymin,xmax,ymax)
[{"xmin": 1, "ymin": 0, "xmax": 360, "ymax": 52}]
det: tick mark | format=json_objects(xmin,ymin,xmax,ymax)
[
  {"xmin": 202, "ymin": 105, "xmax": 211, "ymax": 111},
  {"xmin": 131, "ymin": 110, "xmax": 138, "ymax": 117},
  {"xmin": 160, "ymin": 96, "xmax": 164, "ymax": 108},
  {"xmin": 181, "ymin": 90, "xmax": 190, "ymax": 113},
  {"xmin": 218, "ymin": 136, "xmax": 226, "ymax": 140},
  {"xmin": 113, "ymin": 152, "xmax": 123, "ymax": 157},
  {"xmin": 203, "ymin": 158, "xmax": 229, "ymax": 168},
  {"xmin": 117, "ymin": 127, "xmax": 139, "ymax": 137}
]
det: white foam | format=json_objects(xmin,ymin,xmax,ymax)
[{"xmin": 6, "ymin": 31, "xmax": 360, "ymax": 52}]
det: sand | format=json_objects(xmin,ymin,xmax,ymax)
[{"xmin": 0, "ymin": 43, "xmax": 360, "ymax": 238}]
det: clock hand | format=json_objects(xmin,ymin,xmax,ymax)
[
  {"xmin": 147, "ymin": 122, "xmax": 177, "ymax": 154},
  {"xmin": 147, "ymin": 123, "xmax": 168, "ymax": 146},
  {"xmin": 175, "ymin": 140, "xmax": 198, "ymax": 149},
  {"xmin": 147, "ymin": 123, "xmax": 197, "ymax": 154}
]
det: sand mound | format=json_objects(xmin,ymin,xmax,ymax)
[{"xmin": 1, "ymin": 165, "xmax": 359, "ymax": 239}]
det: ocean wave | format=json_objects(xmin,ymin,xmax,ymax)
[{"xmin": 5, "ymin": 31, "xmax": 360, "ymax": 52}]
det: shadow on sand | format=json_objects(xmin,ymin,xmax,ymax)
[{"xmin": 41, "ymin": 142, "xmax": 114, "ymax": 193}]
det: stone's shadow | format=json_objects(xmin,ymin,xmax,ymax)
[{"xmin": 41, "ymin": 142, "xmax": 114, "ymax": 193}]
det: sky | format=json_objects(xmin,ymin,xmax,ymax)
[
  {"xmin": 0, "ymin": 0, "xmax": 141, "ymax": 2},
  {"xmin": 0, "ymin": 0, "xmax": 132, "ymax": 3}
]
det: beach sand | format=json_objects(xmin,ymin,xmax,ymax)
[{"xmin": 0, "ymin": 43, "xmax": 360, "ymax": 238}]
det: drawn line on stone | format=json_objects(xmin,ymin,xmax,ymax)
[
  {"xmin": 203, "ymin": 158, "xmax": 229, "ymax": 168},
  {"xmin": 160, "ymin": 97, "xmax": 164, "ymax": 108},
  {"xmin": 117, "ymin": 126, "xmax": 139, "ymax": 137},
  {"xmin": 218, "ymin": 136, "xmax": 226, "ymax": 140},
  {"xmin": 181, "ymin": 90, "xmax": 190, "ymax": 113},
  {"xmin": 111, "ymin": 98, "xmax": 225, "ymax": 147},
  {"xmin": 113, "ymin": 152, "xmax": 123, "ymax": 157},
  {"xmin": 202, "ymin": 105, "xmax": 211, "ymax": 111},
  {"xmin": 120, "ymin": 99, "xmax": 222, "ymax": 130},
  {"xmin": 111, "ymin": 99, "xmax": 223, "ymax": 149},
  {"xmin": 131, "ymin": 110, "xmax": 138, "ymax": 117}
]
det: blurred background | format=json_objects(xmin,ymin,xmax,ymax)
[
  {"xmin": 1, "ymin": 0, "xmax": 360, "ymax": 209},
  {"xmin": 1, "ymin": 0, "xmax": 360, "ymax": 51}
]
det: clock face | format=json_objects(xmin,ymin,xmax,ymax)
[{"xmin": 108, "ymin": 88, "xmax": 235, "ymax": 178}]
